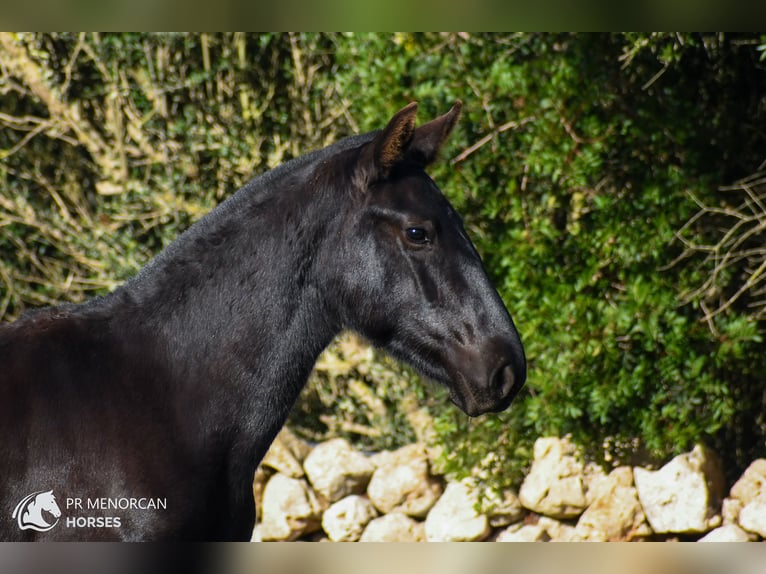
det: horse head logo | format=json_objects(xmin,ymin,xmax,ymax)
[{"xmin": 12, "ymin": 490, "xmax": 62, "ymax": 532}]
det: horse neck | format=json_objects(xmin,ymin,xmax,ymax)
[
  {"xmin": 114, "ymin": 167, "xmax": 343, "ymax": 451},
  {"xmin": 26, "ymin": 501, "xmax": 41, "ymax": 518},
  {"xmin": 26, "ymin": 499, "xmax": 48, "ymax": 521}
]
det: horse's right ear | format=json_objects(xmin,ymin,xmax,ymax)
[{"xmin": 358, "ymin": 102, "xmax": 418, "ymax": 184}]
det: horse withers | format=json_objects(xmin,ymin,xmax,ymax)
[{"xmin": 0, "ymin": 102, "xmax": 525, "ymax": 540}]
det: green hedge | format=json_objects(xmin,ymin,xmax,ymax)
[{"xmin": 2, "ymin": 33, "xmax": 765, "ymax": 490}]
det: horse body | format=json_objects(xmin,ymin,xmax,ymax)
[{"xmin": 0, "ymin": 103, "xmax": 525, "ymax": 541}]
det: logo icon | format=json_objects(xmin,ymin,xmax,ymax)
[{"xmin": 12, "ymin": 490, "xmax": 61, "ymax": 532}]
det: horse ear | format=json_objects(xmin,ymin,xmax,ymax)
[
  {"xmin": 406, "ymin": 100, "xmax": 462, "ymax": 166},
  {"xmin": 361, "ymin": 101, "xmax": 418, "ymax": 182}
]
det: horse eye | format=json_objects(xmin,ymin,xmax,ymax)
[{"xmin": 405, "ymin": 227, "xmax": 429, "ymax": 244}]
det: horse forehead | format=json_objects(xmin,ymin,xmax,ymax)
[
  {"xmin": 375, "ymin": 173, "xmax": 452, "ymax": 215},
  {"xmin": 34, "ymin": 491, "xmax": 55, "ymax": 502}
]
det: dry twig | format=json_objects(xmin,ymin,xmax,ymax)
[{"xmin": 677, "ymin": 170, "xmax": 766, "ymax": 326}]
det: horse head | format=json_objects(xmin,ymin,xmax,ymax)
[
  {"xmin": 328, "ymin": 102, "xmax": 526, "ymax": 416},
  {"xmin": 36, "ymin": 491, "xmax": 62, "ymax": 518},
  {"xmin": 14, "ymin": 490, "xmax": 61, "ymax": 531}
]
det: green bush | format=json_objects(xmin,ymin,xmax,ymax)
[
  {"xmin": 2, "ymin": 33, "xmax": 765, "ymax": 492},
  {"xmin": 328, "ymin": 33, "xmax": 766, "ymax": 487}
]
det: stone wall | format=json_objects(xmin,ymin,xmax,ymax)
[{"xmin": 251, "ymin": 430, "xmax": 766, "ymax": 542}]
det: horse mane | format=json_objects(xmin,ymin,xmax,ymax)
[
  {"xmin": 118, "ymin": 131, "xmax": 377, "ymax": 297},
  {"xmin": 1, "ymin": 132, "xmax": 372, "ymax": 330}
]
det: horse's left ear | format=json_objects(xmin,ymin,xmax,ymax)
[
  {"xmin": 406, "ymin": 100, "xmax": 462, "ymax": 166},
  {"xmin": 360, "ymin": 101, "xmax": 419, "ymax": 182}
]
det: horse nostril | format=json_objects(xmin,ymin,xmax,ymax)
[{"xmin": 493, "ymin": 363, "xmax": 517, "ymax": 398}]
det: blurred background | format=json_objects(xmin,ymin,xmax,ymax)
[{"xmin": 1, "ymin": 33, "xmax": 765, "ymax": 493}]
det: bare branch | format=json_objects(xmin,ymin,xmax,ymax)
[
  {"xmin": 451, "ymin": 116, "xmax": 535, "ymax": 164},
  {"xmin": 676, "ymin": 170, "xmax": 766, "ymax": 329}
]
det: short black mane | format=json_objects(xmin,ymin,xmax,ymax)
[{"xmin": 124, "ymin": 131, "xmax": 376, "ymax": 294}]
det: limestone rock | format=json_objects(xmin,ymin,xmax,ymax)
[
  {"xmin": 634, "ymin": 445, "xmax": 724, "ymax": 534},
  {"xmin": 360, "ymin": 513, "xmax": 426, "ymax": 542},
  {"xmin": 574, "ymin": 466, "xmax": 651, "ymax": 541},
  {"xmin": 730, "ymin": 459, "xmax": 766, "ymax": 506},
  {"xmin": 260, "ymin": 427, "xmax": 312, "ymax": 478},
  {"xmin": 260, "ymin": 474, "xmax": 323, "ymax": 541},
  {"xmin": 484, "ymin": 488, "xmax": 524, "ymax": 528},
  {"xmin": 582, "ymin": 463, "xmax": 610, "ymax": 506},
  {"xmin": 495, "ymin": 523, "xmax": 550, "ymax": 542},
  {"xmin": 262, "ymin": 440, "xmax": 304, "ymax": 478},
  {"xmin": 303, "ymin": 438, "xmax": 375, "ymax": 503},
  {"xmin": 425, "ymin": 481, "xmax": 491, "ymax": 542},
  {"xmin": 721, "ymin": 497, "xmax": 743, "ymax": 525},
  {"xmin": 280, "ymin": 427, "xmax": 313, "ymax": 462},
  {"xmin": 537, "ymin": 516, "xmax": 577, "ymax": 541},
  {"xmin": 738, "ymin": 498, "xmax": 766, "ymax": 538},
  {"xmin": 253, "ymin": 466, "xmax": 269, "ymax": 522},
  {"xmin": 321, "ymin": 495, "xmax": 378, "ymax": 542},
  {"xmin": 712, "ymin": 459, "xmax": 765, "ymax": 532},
  {"xmin": 519, "ymin": 436, "xmax": 588, "ymax": 519},
  {"xmin": 698, "ymin": 524, "xmax": 752, "ymax": 542},
  {"xmin": 369, "ymin": 443, "xmax": 424, "ymax": 468},
  {"xmin": 367, "ymin": 444, "xmax": 442, "ymax": 518}
]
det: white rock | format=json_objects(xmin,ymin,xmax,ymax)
[
  {"xmin": 698, "ymin": 524, "xmax": 752, "ymax": 542},
  {"xmin": 495, "ymin": 523, "xmax": 550, "ymax": 542},
  {"xmin": 303, "ymin": 438, "xmax": 375, "ymax": 503},
  {"xmin": 484, "ymin": 488, "xmax": 524, "ymax": 528},
  {"xmin": 280, "ymin": 427, "xmax": 314, "ymax": 462},
  {"xmin": 634, "ymin": 445, "xmax": 724, "ymax": 534},
  {"xmin": 518, "ymin": 436, "xmax": 588, "ymax": 519},
  {"xmin": 360, "ymin": 513, "xmax": 426, "ymax": 542},
  {"xmin": 321, "ymin": 495, "xmax": 378, "ymax": 542},
  {"xmin": 369, "ymin": 443, "xmax": 424, "ymax": 468},
  {"xmin": 425, "ymin": 481, "xmax": 491, "ymax": 542},
  {"xmin": 738, "ymin": 498, "xmax": 766, "ymax": 538},
  {"xmin": 537, "ymin": 516, "xmax": 577, "ymax": 542},
  {"xmin": 582, "ymin": 462, "xmax": 610, "ymax": 506},
  {"xmin": 574, "ymin": 466, "xmax": 651, "ymax": 541},
  {"xmin": 721, "ymin": 497, "xmax": 743, "ymax": 525},
  {"xmin": 730, "ymin": 459, "xmax": 766, "ymax": 506},
  {"xmin": 367, "ymin": 444, "xmax": 442, "ymax": 518},
  {"xmin": 259, "ymin": 474, "xmax": 323, "ymax": 541},
  {"xmin": 260, "ymin": 427, "xmax": 311, "ymax": 478},
  {"xmin": 253, "ymin": 466, "xmax": 269, "ymax": 522}
]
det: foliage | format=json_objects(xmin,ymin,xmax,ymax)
[
  {"xmin": 286, "ymin": 333, "xmax": 420, "ymax": 451},
  {"xmin": 0, "ymin": 32, "xmax": 350, "ymax": 316},
  {"xmin": 2, "ymin": 33, "xmax": 765, "ymax": 491},
  {"xmin": 328, "ymin": 32, "xmax": 766, "ymax": 487}
]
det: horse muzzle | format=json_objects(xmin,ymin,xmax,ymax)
[{"xmin": 447, "ymin": 336, "xmax": 526, "ymax": 417}]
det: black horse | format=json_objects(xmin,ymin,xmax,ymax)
[{"xmin": 0, "ymin": 102, "xmax": 525, "ymax": 541}]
